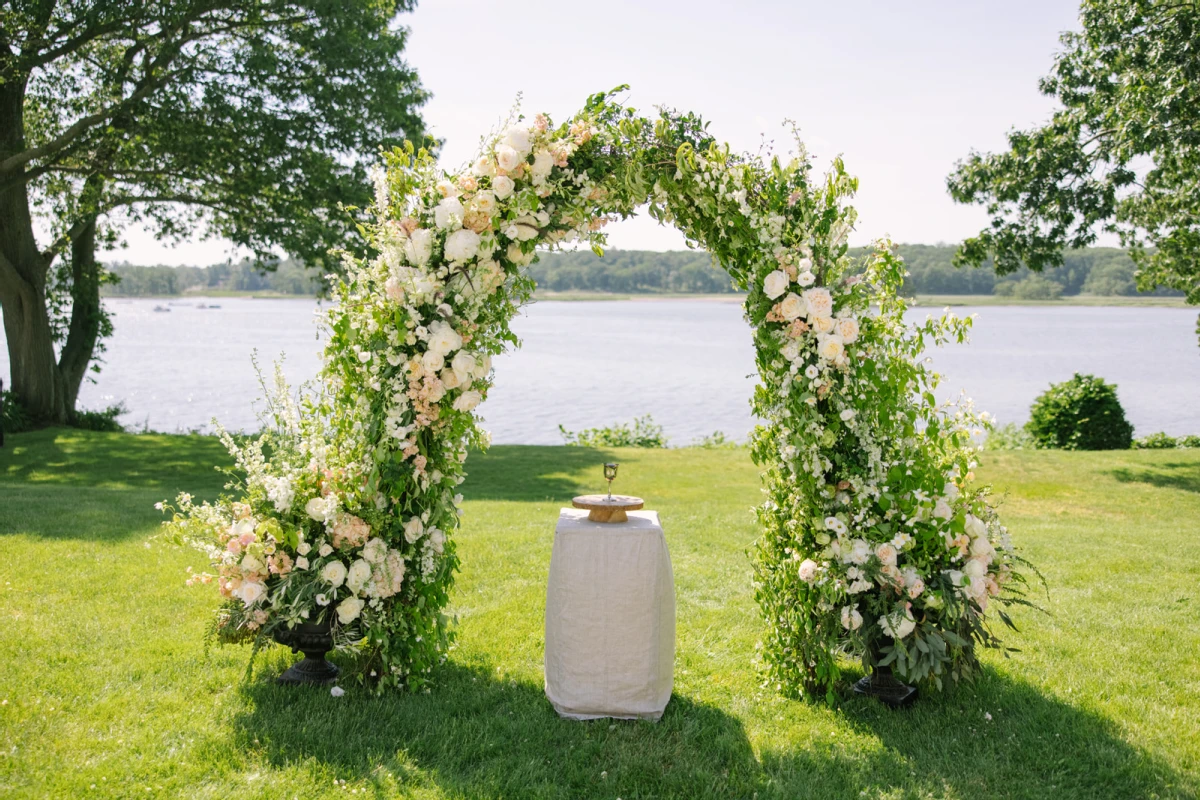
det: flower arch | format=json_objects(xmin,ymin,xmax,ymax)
[{"xmin": 164, "ymin": 89, "xmax": 1033, "ymax": 699}]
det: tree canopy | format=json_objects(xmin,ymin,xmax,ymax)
[
  {"xmin": 0, "ymin": 0, "xmax": 431, "ymax": 422},
  {"xmin": 947, "ymin": 0, "xmax": 1200, "ymax": 319}
]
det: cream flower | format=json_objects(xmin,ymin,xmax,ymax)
[
  {"xmin": 439, "ymin": 368, "xmax": 462, "ymax": 390},
  {"xmin": 320, "ymin": 560, "xmax": 347, "ymax": 588},
  {"xmin": 802, "ymin": 287, "xmax": 833, "ymax": 319},
  {"xmin": 362, "ymin": 538, "xmax": 388, "ymax": 564},
  {"xmin": 501, "ymin": 125, "xmax": 532, "ymax": 155},
  {"xmin": 763, "ymin": 270, "xmax": 790, "ymax": 300},
  {"xmin": 880, "ymin": 608, "xmax": 916, "ymax": 639},
  {"xmin": 779, "ymin": 292, "xmax": 806, "ymax": 321},
  {"xmin": 933, "ymin": 499, "xmax": 953, "ymax": 520},
  {"xmin": 491, "ymin": 175, "xmax": 515, "ymax": 200},
  {"xmin": 840, "ymin": 605, "xmax": 863, "ymax": 631},
  {"xmin": 435, "ymin": 179, "xmax": 459, "ymax": 198},
  {"xmin": 385, "ymin": 550, "xmax": 406, "ymax": 593},
  {"xmin": 472, "ymin": 156, "xmax": 495, "ymax": 177},
  {"xmin": 796, "ymin": 271, "xmax": 816, "ymax": 287},
  {"xmin": 834, "ymin": 317, "xmax": 860, "ymax": 343},
  {"xmin": 451, "ymin": 350, "xmax": 476, "ymax": 384},
  {"xmin": 453, "ymin": 390, "xmax": 483, "ymax": 411},
  {"xmin": 965, "ymin": 514, "xmax": 988, "ymax": 540},
  {"xmin": 797, "ymin": 558, "xmax": 818, "ymax": 582},
  {"xmin": 495, "ymin": 145, "xmax": 522, "ymax": 172},
  {"xmin": 403, "ymin": 517, "xmax": 424, "ymax": 544},
  {"xmin": 444, "ymin": 228, "xmax": 481, "ymax": 263},
  {"xmin": 817, "ymin": 335, "xmax": 844, "ymax": 362},
  {"xmin": 531, "ymin": 150, "xmax": 554, "ymax": 182},
  {"xmin": 472, "ymin": 191, "xmax": 497, "ymax": 214},
  {"xmin": 421, "ymin": 350, "xmax": 445, "ymax": 374},
  {"xmin": 427, "ymin": 320, "xmax": 463, "ymax": 356},
  {"xmin": 811, "ymin": 315, "xmax": 836, "ymax": 334},
  {"xmin": 405, "ymin": 228, "xmax": 433, "ymax": 266},
  {"xmin": 234, "ymin": 580, "xmax": 266, "ymax": 607},
  {"xmin": 875, "ymin": 542, "xmax": 898, "ymax": 567},
  {"xmin": 434, "ymin": 197, "xmax": 464, "ymax": 230},
  {"xmin": 336, "ymin": 596, "xmax": 364, "ymax": 625},
  {"xmin": 346, "ymin": 559, "xmax": 372, "ymax": 594},
  {"xmin": 846, "ymin": 538, "xmax": 871, "ymax": 565}
]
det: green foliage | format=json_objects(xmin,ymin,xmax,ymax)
[
  {"xmin": 689, "ymin": 430, "xmax": 740, "ymax": 449},
  {"xmin": 559, "ymin": 415, "xmax": 669, "ymax": 448},
  {"xmin": 995, "ymin": 274, "xmax": 1064, "ymax": 300},
  {"xmin": 985, "ymin": 422, "xmax": 1038, "ymax": 451},
  {"xmin": 103, "ymin": 259, "xmax": 323, "ymax": 297},
  {"xmin": 69, "ymin": 403, "xmax": 126, "ymax": 433},
  {"xmin": 947, "ymin": 0, "xmax": 1200, "ymax": 338},
  {"xmin": 1, "ymin": 389, "xmax": 33, "ymax": 434},
  {"xmin": 1134, "ymin": 432, "xmax": 1200, "ymax": 450},
  {"xmin": 1027, "ymin": 374, "xmax": 1134, "ymax": 451}
]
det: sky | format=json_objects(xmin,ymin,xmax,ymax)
[{"xmin": 114, "ymin": 0, "xmax": 1085, "ymax": 265}]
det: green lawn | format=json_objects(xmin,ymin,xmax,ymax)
[{"xmin": 2, "ymin": 430, "xmax": 1198, "ymax": 799}]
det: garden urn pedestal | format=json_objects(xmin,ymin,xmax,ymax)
[
  {"xmin": 853, "ymin": 649, "xmax": 917, "ymax": 708},
  {"xmin": 274, "ymin": 618, "xmax": 339, "ymax": 685}
]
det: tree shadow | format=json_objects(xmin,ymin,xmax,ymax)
[
  {"xmin": 1111, "ymin": 461, "xmax": 1200, "ymax": 494},
  {"xmin": 462, "ymin": 445, "xmax": 614, "ymax": 502},
  {"xmin": 233, "ymin": 658, "xmax": 1190, "ymax": 799}
]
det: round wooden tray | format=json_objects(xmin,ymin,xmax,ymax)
[{"xmin": 572, "ymin": 494, "xmax": 644, "ymax": 523}]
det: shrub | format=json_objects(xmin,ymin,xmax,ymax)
[
  {"xmin": 689, "ymin": 430, "xmax": 740, "ymax": 449},
  {"xmin": 1026, "ymin": 374, "xmax": 1133, "ymax": 450},
  {"xmin": 1, "ymin": 389, "xmax": 33, "ymax": 434},
  {"xmin": 71, "ymin": 403, "xmax": 127, "ymax": 433},
  {"xmin": 558, "ymin": 415, "xmax": 668, "ymax": 448},
  {"xmin": 1134, "ymin": 432, "xmax": 1200, "ymax": 449},
  {"xmin": 984, "ymin": 422, "xmax": 1037, "ymax": 450}
]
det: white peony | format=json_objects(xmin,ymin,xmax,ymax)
[
  {"xmin": 346, "ymin": 559, "xmax": 372, "ymax": 594},
  {"xmin": 779, "ymin": 292, "xmax": 806, "ymax": 321},
  {"xmin": 472, "ymin": 156, "xmax": 495, "ymax": 177},
  {"xmin": 495, "ymin": 144, "xmax": 522, "ymax": 172},
  {"xmin": 403, "ymin": 517, "xmax": 424, "ymax": 544},
  {"xmin": 434, "ymin": 197, "xmax": 464, "ymax": 230},
  {"xmin": 802, "ymin": 287, "xmax": 833, "ymax": 320},
  {"xmin": 797, "ymin": 558, "xmax": 818, "ymax": 583},
  {"xmin": 362, "ymin": 538, "xmax": 388, "ymax": 564},
  {"xmin": 812, "ymin": 315, "xmax": 836, "ymax": 334},
  {"xmin": 840, "ymin": 605, "xmax": 863, "ymax": 631},
  {"xmin": 817, "ymin": 335, "xmax": 845, "ymax": 362},
  {"xmin": 444, "ymin": 228, "xmax": 481, "ymax": 263},
  {"xmin": 435, "ymin": 179, "xmax": 459, "ymax": 198},
  {"xmin": 472, "ymin": 191, "xmax": 497, "ymax": 214},
  {"xmin": 965, "ymin": 514, "xmax": 988, "ymax": 540},
  {"xmin": 453, "ymin": 390, "xmax": 483, "ymax": 411},
  {"xmin": 880, "ymin": 608, "xmax": 917, "ymax": 639},
  {"xmin": 797, "ymin": 257, "xmax": 813, "ymax": 273},
  {"xmin": 421, "ymin": 350, "xmax": 445, "ymax": 374},
  {"xmin": 834, "ymin": 317, "xmax": 860, "ymax": 343},
  {"xmin": 531, "ymin": 150, "xmax": 554, "ymax": 181},
  {"xmin": 320, "ymin": 560, "xmax": 347, "ymax": 588},
  {"xmin": 427, "ymin": 320, "xmax": 463, "ymax": 356},
  {"xmin": 439, "ymin": 368, "xmax": 461, "ymax": 390},
  {"xmin": 501, "ymin": 125, "xmax": 532, "ymax": 155},
  {"xmin": 336, "ymin": 596, "xmax": 365, "ymax": 625},
  {"xmin": 491, "ymin": 175, "xmax": 515, "ymax": 200},
  {"xmin": 763, "ymin": 270, "xmax": 790, "ymax": 300},
  {"xmin": 405, "ymin": 228, "xmax": 433, "ymax": 266},
  {"xmin": 876, "ymin": 542, "xmax": 898, "ymax": 567}
]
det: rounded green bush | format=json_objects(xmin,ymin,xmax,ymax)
[{"xmin": 1026, "ymin": 373, "xmax": 1134, "ymax": 450}]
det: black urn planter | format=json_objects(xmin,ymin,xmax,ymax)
[
  {"xmin": 853, "ymin": 645, "xmax": 917, "ymax": 707},
  {"xmin": 273, "ymin": 616, "xmax": 339, "ymax": 685}
]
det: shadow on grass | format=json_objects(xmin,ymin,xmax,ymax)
[
  {"xmin": 0, "ymin": 428, "xmax": 230, "ymax": 491},
  {"xmin": 234, "ymin": 660, "xmax": 1190, "ymax": 799},
  {"xmin": 1111, "ymin": 461, "xmax": 1200, "ymax": 494},
  {"xmin": 462, "ymin": 445, "xmax": 614, "ymax": 502}
]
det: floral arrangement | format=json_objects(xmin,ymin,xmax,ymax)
[{"xmin": 161, "ymin": 88, "xmax": 1035, "ymax": 697}]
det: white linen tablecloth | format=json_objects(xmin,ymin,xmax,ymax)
[{"xmin": 544, "ymin": 508, "xmax": 675, "ymax": 721}]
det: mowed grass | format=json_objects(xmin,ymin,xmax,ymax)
[{"xmin": 1, "ymin": 430, "xmax": 1198, "ymax": 799}]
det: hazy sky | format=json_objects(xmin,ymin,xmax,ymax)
[{"xmin": 115, "ymin": 0, "xmax": 1084, "ymax": 265}]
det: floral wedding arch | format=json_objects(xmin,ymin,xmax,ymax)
[{"xmin": 163, "ymin": 89, "xmax": 1033, "ymax": 699}]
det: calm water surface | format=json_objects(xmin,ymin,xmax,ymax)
[{"xmin": 2, "ymin": 297, "xmax": 1197, "ymax": 443}]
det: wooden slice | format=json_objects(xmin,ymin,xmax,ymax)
[{"xmin": 572, "ymin": 494, "xmax": 644, "ymax": 523}]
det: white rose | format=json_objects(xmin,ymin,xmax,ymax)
[
  {"xmin": 346, "ymin": 559, "xmax": 372, "ymax": 594},
  {"xmin": 305, "ymin": 497, "xmax": 327, "ymax": 522},
  {"xmin": 403, "ymin": 517, "xmax": 424, "ymax": 544},
  {"xmin": 812, "ymin": 315, "xmax": 836, "ymax": 334},
  {"xmin": 506, "ymin": 241, "xmax": 532, "ymax": 265},
  {"xmin": 439, "ymin": 368, "xmax": 461, "ymax": 390},
  {"xmin": 434, "ymin": 197, "xmax": 464, "ymax": 230},
  {"xmin": 840, "ymin": 408, "xmax": 855, "ymax": 422},
  {"xmin": 817, "ymin": 335, "xmax": 844, "ymax": 362},
  {"xmin": 965, "ymin": 514, "xmax": 988, "ymax": 540},
  {"xmin": 234, "ymin": 580, "xmax": 266, "ymax": 607},
  {"xmin": 476, "ymin": 354, "xmax": 493, "ymax": 377},
  {"xmin": 444, "ymin": 228, "xmax": 481, "ymax": 263},
  {"xmin": 295, "ymin": 556, "xmax": 310, "ymax": 571},
  {"xmin": 296, "ymin": 541, "xmax": 311, "ymax": 556},
  {"xmin": 802, "ymin": 287, "xmax": 833, "ymax": 320},
  {"xmin": 848, "ymin": 579, "xmax": 872, "ymax": 594},
  {"xmin": 451, "ymin": 351, "xmax": 476, "ymax": 384},
  {"xmin": 472, "ymin": 156, "xmax": 495, "ymax": 177},
  {"xmin": 840, "ymin": 605, "xmax": 863, "ymax": 631},
  {"xmin": 362, "ymin": 538, "xmax": 388, "ymax": 564},
  {"xmin": 336, "ymin": 596, "xmax": 364, "ymax": 625},
  {"xmin": 421, "ymin": 350, "xmax": 445, "ymax": 374},
  {"xmin": 501, "ymin": 125, "xmax": 532, "ymax": 155},
  {"xmin": 405, "ymin": 228, "xmax": 433, "ymax": 266},
  {"xmin": 491, "ymin": 175, "xmax": 515, "ymax": 200},
  {"xmin": 875, "ymin": 543, "xmax": 898, "ymax": 567},
  {"xmin": 240, "ymin": 553, "xmax": 264, "ymax": 575},
  {"xmin": 834, "ymin": 317, "xmax": 860, "ymax": 343},
  {"xmin": 320, "ymin": 560, "xmax": 347, "ymax": 588},
  {"xmin": 318, "ymin": 543, "xmax": 333, "ymax": 557},
  {"xmin": 429, "ymin": 527, "xmax": 446, "ymax": 554},
  {"xmin": 797, "ymin": 271, "xmax": 816, "ymax": 287},
  {"xmin": 763, "ymin": 270, "xmax": 789, "ymax": 300},
  {"xmin": 506, "ymin": 223, "xmax": 539, "ymax": 241},
  {"xmin": 779, "ymin": 292, "xmax": 806, "ymax": 321},
  {"xmin": 970, "ymin": 536, "xmax": 995, "ymax": 562},
  {"xmin": 427, "ymin": 321, "xmax": 463, "ymax": 356},
  {"xmin": 797, "ymin": 257, "xmax": 813, "ymax": 273},
  {"xmin": 880, "ymin": 609, "xmax": 916, "ymax": 639},
  {"xmin": 804, "ymin": 365, "xmax": 819, "ymax": 380},
  {"xmin": 473, "ymin": 191, "xmax": 497, "ymax": 214},
  {"xmin": 495, "ymin": 145, "xmax": 522, "ymax": 172},
  {"xmin": 531, "ymin": 150, "xmax": 554, "ymax": 181},
  {"xmin": 453, "ymin": 390, "xmax": 483, "ymax": 412},
  {"xmin": 797, "ymin": 559, "xmax": 818, "ymax": 583},
  {"xmin": 847, "ymin": 538, "xmax": 871, "ymax": 565},
  {"xmin": 435, "ymin": 179, "xmax": 459, "ymax": 198}
]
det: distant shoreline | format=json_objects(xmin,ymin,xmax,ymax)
[{"xmin": 101, "ymin": 291, "xmax": 1192, "ymax": 309}]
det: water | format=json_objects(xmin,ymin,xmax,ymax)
[{"xmin": 2, "ymin": 297, "xmax": 1198, "ymax": 442}]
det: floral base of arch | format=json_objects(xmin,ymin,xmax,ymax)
[{"xmin": 159, "ymin": 88, "xmax": 1036, "ymax": 698}]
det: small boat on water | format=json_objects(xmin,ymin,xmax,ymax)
[
  {"xmin": 153, "ymin": 305, "xmax": 171, "ymax": 312},
  {"xmin": 195, "ymin": 303, "xmax": 222, "ymax": 309}
]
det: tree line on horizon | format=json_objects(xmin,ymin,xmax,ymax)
[{"xmin": 103, "ymin": 245, "xmax": 1181, "ymax": 299}]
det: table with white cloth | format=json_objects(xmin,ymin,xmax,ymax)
[{"xmin": 544, "ymin": 508, "xmax": 676, "ymax": 721}]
